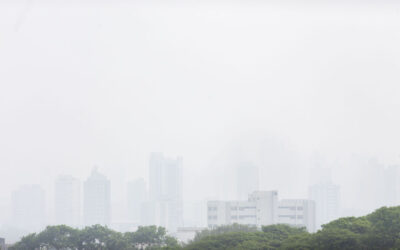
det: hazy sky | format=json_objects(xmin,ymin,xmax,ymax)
[{"xmin": 1, "ymin": 0, "xmax": 400, "ymax": 222}]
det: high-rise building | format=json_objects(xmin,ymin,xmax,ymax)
[
  {"xmin": 12, "ymin": 185, "xmax": 45, "ymax": 232},
  {"xmin": 0, "ymin": 237, "xmax": 5, "ymax": 250},
  {"xmin": 83, "ymin": 168, "xmax": 111, "ymax": 226},
  {"xmin": 308, "ymin": 183, "xmax": 340, "ymax": 229},
  {"xmin": 382, "ymin": 165, "xmax": 400, "ymax": 207},
  {"xmin": 148, "ymin": 152, "xmax": 183, "ymax": 232},
  {"xmin": 127, "ymin": 178, "xmax": 147, "ymax": 223},
  {"xmin": 237, "ymin": 162, "xmax": 259, "ymax": 200},
  {"xmin": 207, "ymin": 190, "xmax": 278, "ymax": 228},
  {"xmin": 308, "ymin": 167, "xmax": 340, "ymax": 229},
  {"xmin": 55, "ymin": 175, "xmax": 81, "ymax": 227},
  {"xmin": 278, "ymin": 199, "xmax": 316, "ymax": 232}
]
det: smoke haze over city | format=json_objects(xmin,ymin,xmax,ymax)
[{"xmin": 1, "ymin": 0, "xmax": 400, "ymax": 244}]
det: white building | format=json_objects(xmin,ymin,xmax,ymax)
[
  {"xmin": 55, "ymin": 175, "xmax": 81, "ymax": 227},
  {"xmin": 12, "ymin": 185, "xmax": 45, "ymax": 232},
  {"xmin": 83, "ymin": 168, "xmax": 111, "ymax": 226},
  {"xmin": 127, "ymin": 178, "xmax": 147, "ymax": 223},
  {"xmin": 237, "ymin": 162, "xmax": 259, "ymax": 200},
  {"xmin": 147, "ymin": 153, "xmax": 183, "ymax": 233},
  {"xmin": 278, "ymin": 199, "xmax": 316, "ymax": 232},
  {"xmin": 308, "ymin": 183, "xmax": 340, "ymax": 229},
  {"xmin": 207, "ymin": 191, "xmax": 278, "ymax": 228}
]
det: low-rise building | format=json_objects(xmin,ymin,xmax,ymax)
[
  {"xmin": 207, "ymin": 191, "xmax": 278, "ymax": 228},
  {"xmin": 277, "ymin": 199, "xmax": 316, "ymax": 232},
  {"xmin": 207, "ymin": 191, "xmax": 316, "ymax": 233}
]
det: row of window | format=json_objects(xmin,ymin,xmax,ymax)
[
  {"xmin": 278, "ymin": 215, "xmax": 303, "ymax": 219},
  {"xmin": 231, "ymin": 215, "xmax": 257, "ymax": 219},
  {"xmin": 278, "ymin": 206, "xmax": 303, "ymax": 211},
  {"xmin": 231, "ymin": 206, "xmax": 256, "ymax": 211}
]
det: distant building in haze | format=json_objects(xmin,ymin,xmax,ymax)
[
  {"xmin": 277, "ymin": 199, "xmax": 316, "ymax": 232},
  {"xmin": 83, "ymin": 168, "xmax": 111, "ymax": 226},
  {"xmin": 147, "ymin": 152, "xmax": 183, "ymax": 232},
  {"xmin": 237, "ymin": 162, "xmax": 259, "ymax": 200},
  {"xmin": 183, "ymin": 201, "xmax": 208, "ymax": 227},
  {"xmin": 308, "ymin": 182, "xmax": 340, "ymax": 229},
  {"xmin": 127, "ymin": 178, "xmax": 147, "ymax": 223},
  {"xmin": 207, "ymin": 191, "xmax": 278, "ymax": 228},
  {"xmin": 55, "ymin": 175, "xmax": 81, "ymax": 227},
  {"xmin": 308, "ymin": 167, "xmax": 340, "ymax": 229},
  {"xmin": 382, "ymin": 165, "xmax": 400, "ymax": 207},
  {"xmin": 0, "ymin": 237, "xmax": 6, "ymax": 250},
  {"xmin": 12, "ymin": 185, "xmax": 45, "ymax": 232}
]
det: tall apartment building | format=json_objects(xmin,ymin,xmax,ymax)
[
  {"xmin": 127, "ymin": 178, "xmax": 147, "ymax": 223},
  {"xmin": 207, "ymin": 191, "xmax": 278, "ymax": 228},
  {"xmin": 55, "ymin": 175, "xmax": 81, "ymax": 227},
  {"xmin": 83, "ymin": 168, "xmax": 111, "ymax": 226},
  {"xmin": 147, "ymin": 153, "xmax": 183, "ymax": 232},
  {"xmin": 308, "ymin": 167, "xmax": 340, "ymax": 229},
  {"xmin": 308, "ymin": 183, "xmax": 340, "ymax": 229},
  {"xmin": 237, "ymin": 162, "xmax": 259, "ymax": 201},
  {"xmin": 278, "ymin": 199, "xmax": 316, "ymax": 232},
  {"xmin": 12, "ymin": 185, "xmax": 45, "ymax": 232},
  {"xmin": 0, "ymin": 237, "xmax": 5, "ymax": 250}
]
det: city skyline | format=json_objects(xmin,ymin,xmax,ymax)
[{"xmin": 2, "ymin": 0, "xmax": 400, "ymax": 246}]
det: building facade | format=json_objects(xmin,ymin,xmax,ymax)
[
  {"xmin": 207, "ymin": 191, "xmax": 278, "ymax": 228},
  {"xmin": 12, "ymin": 185, "xmax": 45, "ymax": 232},
  {"xmin": 277, "ymin": 199, "xmax": 316, "ymax": 232},
  {"xmin": 147, "ymin": 153, "xmax": 183, "ymax": 233},
  {"xmin": 127, "ymin": 178, "xmax": 147, "ymax": 223},
  {"xmin": 308, "ymin": 183, "xmax": 340, "ymax": 229},
  {"xmin": 55, "ymin": 175, "xmax": 81, "ymax": 227},
  {"xmin": 237, "ymin": 162, "xmax": 259, "ymax": 200},
  {"xmin": 0, "ymin": 237, "xmax": 6, "ymax": 250},
  {"xmin": 83, "ymin": 168, "xmax": 111, "ymax": 226}
]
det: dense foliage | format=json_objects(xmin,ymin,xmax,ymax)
[
  {"xmin": 187, "ymin": 206, "xmax": 400, "ymax": 250},
  {"xmin": 10, "ymin": 206, "xmax": 400, "ymax": 250},
  {"xmin": 9, "ymin": 225, "xmax": 179, "ymax": 250}
]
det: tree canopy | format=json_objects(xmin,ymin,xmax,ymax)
[
  {"xmin": 9, "ymin": 225, "xmax": 179, "ymax": 250},
  {"xmin": 187, "ymin": 206, "xmax": 400, "ymax": 250}
]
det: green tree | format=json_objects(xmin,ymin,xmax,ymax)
[
  {"xmin": 35, "ymin": 225, "xmax": 79, "ymax": 249},
  {"xmin": 262, "ymin": 224, "xmax": 308, "ymax": 248},
  {"xmin": 193, "ymin": 223, "xmax": 258, "ymax": 242},
  {"xmin": 77, "ymin": 224, "xmax": 121, "ymax": 250},
  {"xmin": 9, "ymin": 233, "xmax": 39, "ymax": 250},
  {"xmin": 365, "ymin": 206, "xmax": 400, "ymax": 249},
  {"xmin": 124, "ymin": 225, "xmax": 180, "ymax": 250},
  {"xmin": 279, "ymin": 233, "xmax": 314, "ymax": 250},
  {"xmin": 186, "ymin": 232, "xmax": 272, "ymax": 250}
]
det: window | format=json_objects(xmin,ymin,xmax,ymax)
[
  {"xmin": 278, "ymin": 215, "xmax": 296, "ymax": 219},
  {"xmin": 279, "ymin": 206, "xmax": 296, "ymax": 211},
  {"xmin": 239, "ymin": 215, "xmax": 256, "ymax": 219}
]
